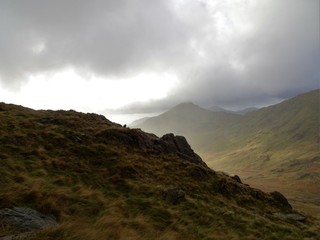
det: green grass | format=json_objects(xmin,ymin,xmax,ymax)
[
  {"xmin": 0, "ymin": 101, "xmax": 319, "ymax": 239},
  {"xmin": 135, "ymin": 90, "xmax": 320, "ymax": 219}
]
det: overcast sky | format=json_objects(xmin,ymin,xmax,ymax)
[{"xmin": 0, "ymin": 0, "xmax": 319, "ymax": 123}]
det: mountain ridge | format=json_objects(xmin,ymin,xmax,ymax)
[
  {"xmin": 135, "ymin": 89, "xmax": 320, "ymax": 218},
  {"xmin": 0, "ymin": 101, "xmax": 319, "ymax": 239}
]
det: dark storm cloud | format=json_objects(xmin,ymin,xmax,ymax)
[
  {"xmin": 0, "ymin": 0, "xmax": 319, "ymax": 109},
  {"xmin": 0, "ymin": 0, "xmax": 189, "ymax": 87},
  {"xmin": 172, "ymin": 0, "xmax": 320, "ymax": 109}
]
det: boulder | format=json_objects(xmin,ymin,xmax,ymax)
[
  {"xmin": 231, "ymin": 175, "xmax": 242, "ymax": 183},
  {"xmin": 189, "ymin": 167, "xmax": 210, "ymax": 180},
  {"xmin": 273, "ymin": 212, "xmax": 306, "ymax": 222},
  {"xmin": 270, "ymin": 191, "xmax": 292, "ymax": 209},
  {"xmin": 160, "ymin": 134, "xmax": 205, "ymax": 166},
  {"xmin": 0, "ymin": 207, "xmax": 57, "ymax": 231}
]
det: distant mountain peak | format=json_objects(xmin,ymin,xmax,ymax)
[{"xmin": 173, "ymin": 102, "xmax": 200, "ymax": 108}]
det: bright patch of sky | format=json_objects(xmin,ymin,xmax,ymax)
[
  {"xmin": 0, "ymin": 0, "xmax": 318, "ymax": 124},
  {"xmin": 0, "ymin": 69, "xmax": 178, "ymax": 113}
]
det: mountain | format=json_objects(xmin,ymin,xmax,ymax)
[
  {"xmin": 0, "ymin": 102, "xmax": 319, "ymax": 239},
  {"xmin": 130, "ymin": 116, "xmax": 151, "ymax": 127},
  {"xmin": 207, "ymin": 105, "xmax": 232, "ymax": 113},
  {"xmin": 135, "ymin": 102, "xmax": 241, "ymax": 141},
  {"xmin": 135, "ymin": 89, "xmax": 320, "ymax": 218},
  {"xmin": 235, "ymin": 107, "xmax": 258, "ymax": 115},
  {"xmin": 206, "ymin": 106, "xmax": 258, "ymax": 115}
]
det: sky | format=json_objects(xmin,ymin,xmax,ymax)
[{"xmin": 0, "ymin": 0, "xmax": 319, "ymax": 124}]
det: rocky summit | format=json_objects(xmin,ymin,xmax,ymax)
[{"xmin": 0, "ymin": 102, "xmax": 319, "ymax": 240}]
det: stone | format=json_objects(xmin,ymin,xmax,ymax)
[
  {"xmin": 160, "ymin": 133, "xmax": 205, "ymax": 166},
  {"xmin": 273, "ymin": 212, "xmax": 306, "ymax": 222},
  {"xmin": 189, "ymin": 167, "xmax": 210, "ymax": 180},
  {"xmin": 0, "ymin": 207, "xmax": 57, "ymax": 231},
  {"xmin": 270, "ymin": 191, "xmax": 292, "ymax": 209},
  {"xmin": 231, "ymin": 175, "xmax": 242, "ymax": 183}
]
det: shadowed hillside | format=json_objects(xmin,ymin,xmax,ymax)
[
  {"xmin": 0, "ymin": 102, "xmax": 319, "ymax": 239},
  {"xmin": 135, "ymin": 89, "xmax": 320, "ymax": 218},
  {"xmin": 135, "ymin": 102, "xmax": 241, "ymax": 146}
]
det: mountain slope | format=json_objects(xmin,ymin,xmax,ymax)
[
  {"xmin": 206, "ymin": 106, "xmax": 258, "ymax": 115},
  {"xmin": 135, "ymin": 89, "xmax": 320, "ymax": 217},
  {"xmin": 235, "ymin": 107, "xmax": 258, "ymax": 115},
  {"xmin": 0, "ymin": 102, "xmax": 319, "ymax": 239},
  {"xmin": 136, "ymin": 102, "xmax": 241, "ymax": 148}
]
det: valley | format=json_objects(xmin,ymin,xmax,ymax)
[
  {"xmin": 135, "ymin": 89, "xmax": 320, "ymax": 219},
  {"xmin": 1, "ymin": 100, "xmax": 319, "ymax": 239}
]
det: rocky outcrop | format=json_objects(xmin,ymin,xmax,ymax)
[
  {"xmin": 96, "ymin": 129, "xmax": 207, "ymax": 167},
  {"xmin": 159, "ymin": 133, "xmax": 205, "ymax": 166},
  {"xmin": 189, "ymin": 166, "xmax": 211, "ymax": 180},
  {"xmin": 231, "ymin": 175, "xmax": 242, "ymax": 183},
  {"xmin": 270, "ymin": 191, "xmax": 292, "ymax": 209}
]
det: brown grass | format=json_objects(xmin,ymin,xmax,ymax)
[{"xmin": 0, "ymin": 102, "xmax": 319, "ymax": 239}]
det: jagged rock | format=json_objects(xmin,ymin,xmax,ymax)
[
  {"xmin": 270, "ymin": 191, "xmax": 292, "ymax": 209},
  {"xmin": 86, "ymin": 113, "xmax": 108, "ymax": 122},
  {"xmin": 162, "ymin": 188, "xmax": 186, "ymax": 205},
  {"xmin": 189, "ymin": 167, "xmax": 210, "ymax": 180},
  {"xmin": 273, "ymin": 212, "xmax": 306, "ymax": 222},
  {"xmin": 160, "ymin": 133, "xmax": 205, "ymax": 165},
  {"xmin": 250, "ymin": 189, "xmax": 264, "ymax": 200},
  {"xmin": 96, "ymin": 130, "xmax": 206, "ymax": 167},
  {"xmin": 231, "ymin": 175, "xmax": 242, "ymax": 183},
  {"xmin": 0, "ymin": 207, "xmax": 57, "ymax": 231},
  {"xmin": 95, "ymin": 128, "xmax": 157, "ymax": 150},
  {"xmin": 215, "ymin": 179, "xmax": 246, "ymax": 197}
]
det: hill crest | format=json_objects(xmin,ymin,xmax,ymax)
[{"xmin": 0, "ymin": 101, "xmax": 319, "ymax": 239}]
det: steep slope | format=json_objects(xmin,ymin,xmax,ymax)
[
  {"xmin": 204, "ymin": 90, "xmax": 320, "ymax": 201},
  {"xmin": 206, "ymin": 106, "xmax": 258, "ymax": 115},
  {"xmin": 0, "ymin": 102, "xmax": 319, "ymax": 240},
  {"xmin": 136, "ymin": 102, "xmax": 241, "ymax": 149},
  {"xmin": 130, "ymin": 116, "xmax": 152, "ymax": 127},
  {"xmin": 136, "ymin": 89, "xmax": 320, "ymax": 217}
]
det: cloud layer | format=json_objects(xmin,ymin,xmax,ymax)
[{"xmin": 0, "ymin": 0, "xmax": 319, "ymax": 110}]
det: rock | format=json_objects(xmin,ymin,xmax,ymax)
[
  {"xmin": 0, "ymin": 207, "xmax": 57, "ymax": 231},
  {"xmin": 160, "ymin": 134, "xmax": 205, "ymax": 165},
  {"xmin": 96, "ymin": 128, "xmax": 157, "ymax": 150},
  {"xmin": 270, "ymin": 191, "xmax": 292, "ymax": 209},
  {"xmin": 250, "ymin": 189, "xmax": 264, "ymax": 200},
  {"xmin": 231, "ymin": 175, "xmax": 242, "ymax": 183},
  {"xmin": 273, "ymin": 212, "xmax": 306, "ymax": 222},
  {"xmin": 163, "ymin": 188, "xmax": 186, "ymax": 205},
  {"xmin": 86, "ymin": 113, "xmax": 108, "ymax": 122},
  {"xmin": 0, "ymin": 231, "xmax": 37, "ymax": 240},
  {"xmin": 189, "ymin": 167, "xmax": 210, "ymax": 180}
]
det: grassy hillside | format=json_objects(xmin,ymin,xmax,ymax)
[
  {"xmin": 136, "ymin": 89, "xmax": 320, "ymax": 218},
  {"xmin": 137, "ymin": 102, "xmax": 241, "ymax": 146},
  {"xmin": 1, "ymin": 102, "xmax": 319, "ymax": 239}
]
